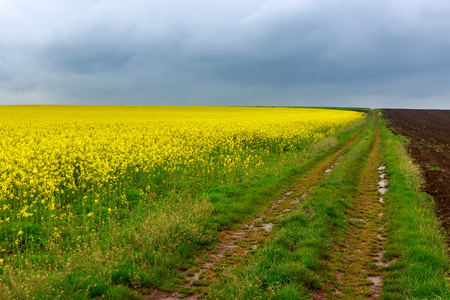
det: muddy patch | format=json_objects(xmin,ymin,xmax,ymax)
[
  {"xmin": 261, "ymin": 222, "xmax": 274, "ymax": 232},
  {"xmin": 336, "ymin": 271, "xmax": 343, "ymax": 283},
  {"xmin": 378, "ymin": 187, "xmax": 388, "ymax": 194},
  {"xmin": 350, "ymin": 217, "xmax": 366, "ymax": 222},
  {"xmin": 310, "ymin": 291, "xmax": 328, "ymax": 300},
  {"xmin": 367, "ymin": 276, "xmax": 383, "ymax": 299},
  {"xmin": 146, "ymin": 291, "xmax": 187, "ymax": 300},
  {"xmin": 378, "ymin": 179, "xmax": 388, "ymax": 187},
  {"xmin": 377, "ymin": 234, "xmax": 386, "ymax": 240}
]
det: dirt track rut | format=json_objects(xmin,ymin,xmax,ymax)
[
  {"xmin": 325, "ymin": 123, "xmax": 394, "ymax": 299},
  {"xmin": 145, "ymin": 118, "xmax": 369, "ymax": 299}
]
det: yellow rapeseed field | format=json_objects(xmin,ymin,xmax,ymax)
[{"xmin": 0, "ymin": 105, "xmax": 363, "ymax": 252}]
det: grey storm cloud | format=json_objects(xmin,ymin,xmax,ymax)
[
  {"xmin": 0, "ymin": 0, "xmax": 449, "ymax": 108},
  {"xmin": 41, "ymin": 39, "xmax": 135, "ymax": 74}
]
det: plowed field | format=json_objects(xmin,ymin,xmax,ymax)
[{"xmin": 381, "ymin": 109, "xmax": 450, "ymax": 234}]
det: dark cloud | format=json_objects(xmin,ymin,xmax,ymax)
[
  {"xmin": 0, "ymin": 0, "xmax": 449, "ymax": 108},
  {"xmin": 189, "ymin": 1, "xmax": 450, "ymax": 90},
  {"xmin": 41, "ymin": 40, "xmax": 135, "ymax": 74}
]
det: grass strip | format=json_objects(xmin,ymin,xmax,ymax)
[
  {"xmin": 379, "ymin": 114, "xmax": 450, "ymax": 299},
  {"xmin": 206, "ymin": 112, "xmax": 377, "ymax": 299}
]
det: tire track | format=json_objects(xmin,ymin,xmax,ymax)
[
  {"xmin": 325, "ymin": 119, "xmax": 396, "ymax": 299},
  {"xmin": 145, "ymin": 119, "xmax": 370, "ymax": 300}
]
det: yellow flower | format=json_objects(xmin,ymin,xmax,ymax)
[{"xmin": 0, "ymin": 105, "xmax": 363, "ymax": 248}]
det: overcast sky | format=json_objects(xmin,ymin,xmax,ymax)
[{"xmin": 1, "ymin": 0, "xmax": 449, "ymax": 108}]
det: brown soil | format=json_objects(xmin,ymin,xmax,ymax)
[{"xmin": 381, "ymin": 109, "xmax": 450, "ymax": 235}]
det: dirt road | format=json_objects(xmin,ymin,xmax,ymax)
[{"xmin": 145, "ymin": 114, "xmax": 370, "ymax": 299}]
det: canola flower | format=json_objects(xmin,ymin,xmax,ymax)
[{"xmin": 0, "ymin": 105, "xmax": 363, "ymax": 252}]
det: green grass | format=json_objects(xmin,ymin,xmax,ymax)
[{"xmin": 379, "ymin": 115, "xmax": 450, "ymax": 299}]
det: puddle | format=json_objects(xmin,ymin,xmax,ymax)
[
  {"xmin": 375, "ymin": 258, "xmax": 398, "ymax": 267},
  {"xmin": 377, "ymin": 166, "xmax": 386, "ymax": 171},
  {"xmin": 379, "ymin": 173, "xmax": 385, "ymax": 179},
  {"xmin": 350, "ymin": 217, "xmax": 366, "ymax": 222},
  {"xmin": 262, "ymin": 223, "xmax": 274, "ymax": 232},
  {"xmin": 377, "ymin": 234, "xmax": 386, "ymax": 240},
  {"xmin": 379, "ymin": 197, "xmax": 384, "ymax": 203},
  {"xmin": 285, "ymin": 191, "xmax": 293, "ymax": 196},
  {"xmin": 378, "ymin": 188, "xmax": 388, "ymax": 194},
  {"xmin": 374, "ymin": 261, "xmax": 387, "ymax": 267},
  {"xmin": 367, "ymin": 276, "xmax": 383, "ymax": 285},
  {"xmin": 325, "ymin": 168, "xmax": 332, "ymax": 174},
  {"xmin": 272, "ymin": 198, "xmax": 285, "ymax": 206},
  {"xmin": 367, "ymin": 275, "xmax": 383, "ymax": 293},
  {"xmin": 291, "ymin": 198, "xmax": 300, "ymax": 204},
  {"xmin": 367, "ymin": 275, "xmax": 383, "ymax": 285},
  {"xmin": 374, "ymin": 250, "xmax": 389, "ymax": 266},
  {"xmin": 367, "ymin": 275, "xmax": 383, "ymax": 300},
  {"xmin": 248, "ymin": 223, "xmax": 258, "ymax": 230},
  {"xmin": 378, "ymin": 212, "xmax": 383, "ymax": 218},
  {"xmin": 378, "ymin": 179, "xmax": 389, "ymax": 187}
]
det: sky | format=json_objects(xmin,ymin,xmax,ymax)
[{"xmin": 1, "ymin": 0, "xmax": 449, "ymax": 109}]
